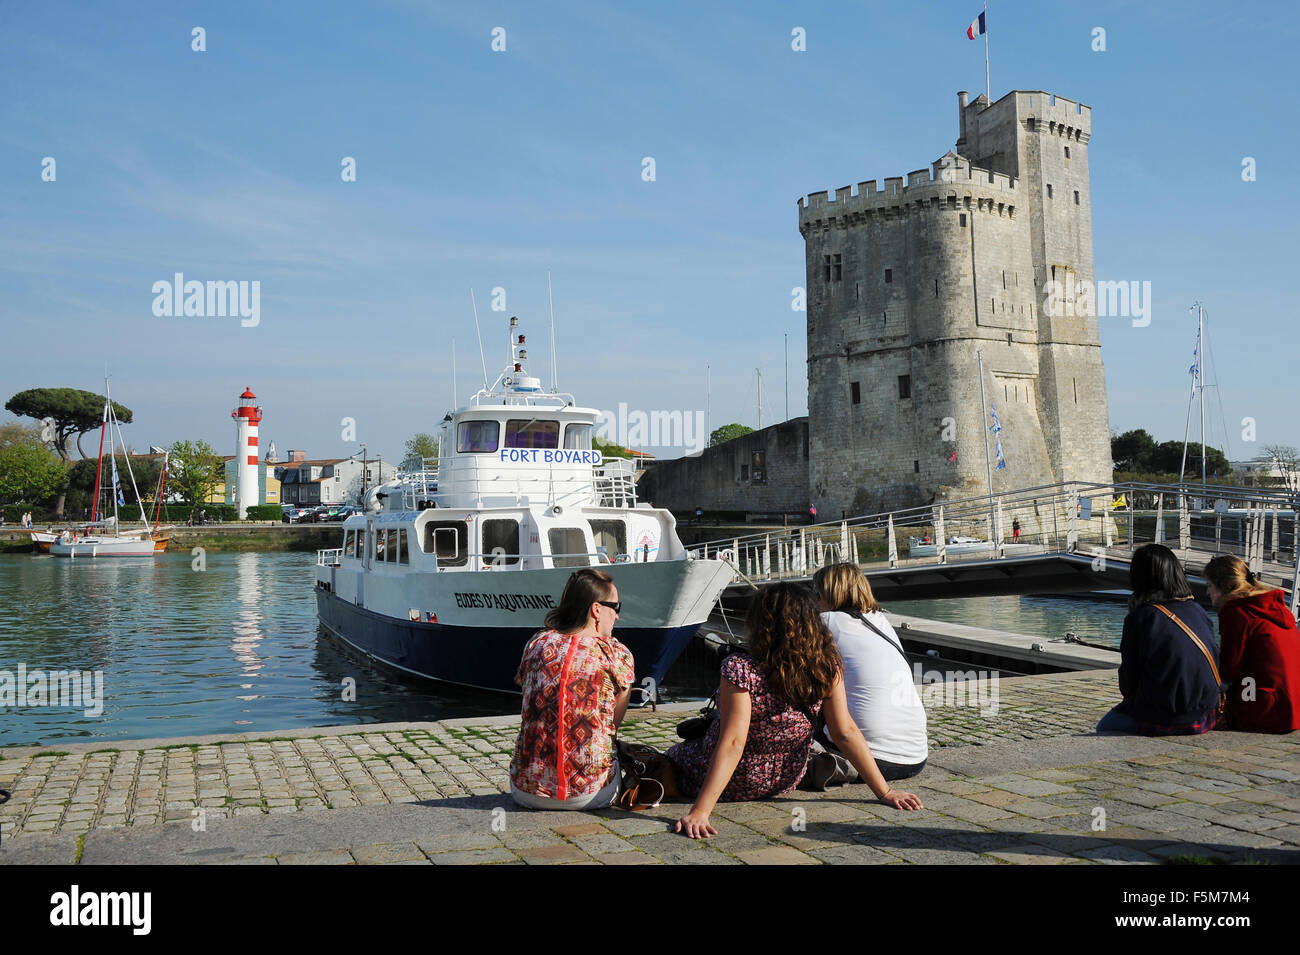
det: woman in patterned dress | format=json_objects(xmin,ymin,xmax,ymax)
[
  {"xmin": 668, "ymin": 583, "xmax": 923, "ymax": 839},
  {"xmin": 510, "ymin": 569, "xmax": 636, "ymax": 810}
]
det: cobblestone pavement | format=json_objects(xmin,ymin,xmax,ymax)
[{"xmin": 2, "ymin": 670, "xmax": 1298, "ymax": 865}]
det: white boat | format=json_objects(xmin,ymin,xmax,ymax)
[
  {"xmin": 907, "ymin": 535, "xmax": 990, "ymax": 557},
  {"xmin": 314, "ymin": 317, "xmax": 736, "ymax": 693},
  {"xmin": 50, "ymin": 381, "xmax": 168, "ymax": 559}
]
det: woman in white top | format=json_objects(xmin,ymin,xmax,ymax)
[{"xmin": 811, "ymin": 563, "xmax": 928, "ymax": 780}]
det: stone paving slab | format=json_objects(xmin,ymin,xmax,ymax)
[{"xmin": 2, "ymin": 669, "xmax": 1298, "ymax": 865}]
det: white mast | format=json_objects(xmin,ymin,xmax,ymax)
[
  {"xmin": 977, "ymin": 350, "xmax": 996, "ymax": 544},
  {"xmin": 547, "ymin": 271, "xmax": 559, "ymax": 392},
  {"xmin": 756, "ymin": 368, "xmax": 763, "ymax": 430},
  {"xmin": 470, "ymin": 289, "xmax": 489, "ymax": 390}
]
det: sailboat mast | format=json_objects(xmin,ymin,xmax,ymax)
[
  {"xmin": 90, "ymin": 394, "xmax": 108, "ymax": 524},
  {"xmin": 978, "ymin": 350, "xmax": 996, "ymax": 544},
  {"xmin": 1199, "ymin": 304, "xmax": 1207, "ymax": 488}
]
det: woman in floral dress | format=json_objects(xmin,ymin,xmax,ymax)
[{"xmin": 667, "ymin": 583, "xmax": 923, "ymax": 839}]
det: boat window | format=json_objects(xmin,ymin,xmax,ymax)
[
  {"xmin": 343, "ymin": 529, "xmax": 356, "ymax": 558},
  {"xmin": 457, "ymin": 420, "xmax": 500, "ymax": 453},
  {"xmin": 422, "ymin": 521, "xmax": 468, "ymax": 567},
  {"xmin": 588, "ymin": 520, "xmax": 626, "ymax": 561},
  {"xmin": 506, "ymin": 419, "xmax": 559, "ymax": 449},
  {"xmin": 563, "ymin": 424, "xmax": 593, "ymax": 450},
  {"xmin": 548, "ymin": 527, "xmax": 589, "ymax": 569},
  {"xmin": 482, "ymin": 519, "xmax": 520, "ymax": 566},
  {"xmin": 397, "ymin": 528, "xmax": 407, "ymax": 564},
  {"xmin": 375, "ymin": 528, "xmax": 387, "ymax": 561},
  {"xmin": 386, "ymin": 528, "xmax": 399, "ymax": 562}
]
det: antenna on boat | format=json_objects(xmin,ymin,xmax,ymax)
[
  {"xmin": 452, "ymin": 337, "xmax": 458, "ymax": 408},
  {"xmin": 470, "ymin": 289, "xmax": 489, "ymax": 390},
  {"xmin": 547, "ymin": 271, "xmax": 559, "ymax": 391}
]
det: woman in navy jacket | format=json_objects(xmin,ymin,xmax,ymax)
[{"xmin": 1097, "ymin": 544, "xmax": 1221, "ymax": 735}]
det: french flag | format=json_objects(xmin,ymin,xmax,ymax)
[{"xmin": 967, "ymin": 10, "xmax": 987, "ymax": 39}]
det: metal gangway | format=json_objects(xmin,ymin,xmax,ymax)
[{"xmin": 691, "ymin": 480, "xmax": 1300, "ymax": 612}]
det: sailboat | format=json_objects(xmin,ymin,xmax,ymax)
[{"xmin": 49, "ymin": 381, "xmax": 169, "ymax": 558}]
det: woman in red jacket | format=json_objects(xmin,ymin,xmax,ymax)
[{"xmin": 1204, "ymin": 555, "xmax": 1300, "ymax": 733}]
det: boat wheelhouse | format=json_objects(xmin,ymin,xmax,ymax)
[{"xmin": 315, "ymin": 319, "xmax": 734, "ymax": 693}]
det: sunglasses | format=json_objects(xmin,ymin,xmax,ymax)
[{"xmin": 597, "ymin": 600, "xmax": 621, "ymax": 615}]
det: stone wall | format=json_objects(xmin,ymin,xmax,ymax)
[{"xmin": 637, "ymin": 419, "xmax": 810, "ymax": 515}]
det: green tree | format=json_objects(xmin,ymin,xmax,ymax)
[
  {"xmin": 593, "ymin": 436, "xmax": 633, "ymax": 460},
  {"xmin": 5, "ymin": 388, "xmax": 133, "ymax": 460},
  {"xmin": 0, "ymin": 437, "xmax": 68, "ymax": 507},
  {"xmin": 1150, "ymin": 440, "xmax": 1231, "ymax": 478},
  {"xmin": 708, "ymin": 423, "xmax": 755, "ymax": 447},
  {"xmin": 169, "ymin": 440, "xmax": 225, "ymax": 517},
  {"xmin": 1110, "ymin": 429, "xmax": 1157, "ymax": 472},
  {"xmin": 5, "ymin": 388, "xmax": 134, "ymax": 517},
  {"xmin": 403, "ymin": 432, "xmax": 440, "ymax": 469}
]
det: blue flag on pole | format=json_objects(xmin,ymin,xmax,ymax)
[
  {"xmin": 112, "ymin": 459, "xmax": 125, "ymax": 506},
  {"xmin": 989, "ymin": 403, "xmax": 1007, "ymax": 469}
]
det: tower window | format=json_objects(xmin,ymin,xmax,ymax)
[
  {"xmin": 850, "ymin": 382, "xmax": 861, "ymax": 405},
  {"xmin": 833, "ymin": 253, "xmax": 842, "ymax": 281},
  {"xmin": 1002, "ymin": 270, "xmax": 1006, "ymax": 289},
  {"xmin": 1064, "ymin": 145, "xmax": 1071, "ymax": 159},
  {"xmin": 1047, "ymin": 184, "xmax": 1054, "ymax": 199},
  {"xmin": 960, "ymin": 213, "xmax": 967, "ymax": 227},
  {"xmin": 898, "ymin": 375, "xmax": 911, "ymax": 400},
  {"xmin": 884, "ymin": 268, "xmax": 893, "ymax": 284},
  {"xmin": 1073, "ymin": 190, "xmax": 1080, "ymax": 205},
  {"xmin": 934, "ymin": 278, "xmax": 939, "ymax": 298},
  {"xmin": 913, "ymin": 460, "xmax": 920, "ymax": 474},
  {"xmin": 823, "ymin": 254, "xmax": 831, "ymax": 282}
]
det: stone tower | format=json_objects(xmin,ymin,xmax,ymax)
[{"xmin": 798, "ymin": 89, "xmax": 1111, "ymax": 515}]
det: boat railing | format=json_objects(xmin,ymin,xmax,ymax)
[
  {"xmin": 391, "ymin": 453, "xmax": 637, "ymax": 510},
  {"xmin": 444, "ymin": 549, "xmax": 653, "ymax": 568},
  {"xmin": 317, "ymin": 548, "xmax": 343, "ymax": 567},
  {"xmin": 593, "ymin": 458, "xmax": 638, "ymax": 508}
]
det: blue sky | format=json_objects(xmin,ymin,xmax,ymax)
[{"xmin": 2, "ymin": 0, "xmax": 1296, "ymax": 467}]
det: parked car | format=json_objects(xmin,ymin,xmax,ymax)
[
  {"xmin": 325, "ymin": 504, "xmax": 355, "ymax": 521},
  {"xmin": 282, "ymin": 506, "xmax": 313, "ymax": 524}
]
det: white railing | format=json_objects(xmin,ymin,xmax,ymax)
[
  {"xmin": 692, "ymin": 479, "xmax": 1300, "ymax": 611},
  {"xmin": 317, "ymin": 548, "xmax": 342, "ymax": 567},
  {"xmin": 391, "ymin": 453, "xmax": 638, "ymax": 510}
]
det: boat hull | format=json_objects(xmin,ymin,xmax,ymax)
[
  {"xmin": 49, "ymin": 536, "xmax": 159, "ymax": 558},
  {"xmin": 315, "ymin": 558, "xmax": 735, "ymax": 693}
]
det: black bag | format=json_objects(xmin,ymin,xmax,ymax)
[{"xmin": 676, "ymin": 695, "xmax": 718, "ymax": 740}]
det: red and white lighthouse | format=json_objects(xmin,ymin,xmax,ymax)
[{"xmin": 231, "ymin": 387, "xmax": 263, "ymax": 519}]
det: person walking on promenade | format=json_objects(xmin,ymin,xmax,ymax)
[
  {"xmin": 1012, "ymin": 518, "xmax": 1021, "ymax": 541},
  {"xmin": 509, "ymin": 568, "xmax": 635, "ymax": 810},
  {"xmin": 808, "ymin": 503, "xmax": 817, "ymax": 524},
  {"xmin": 1096, "ymin": 544, "xmax": 1221, "ymax": 735},
  {"xmin": 667, "ymin": 583, "xmax": 922, "ymax": 839},
  {"xmin": 809, "ymin": 564, "xmax": 928, "ymax": 784},
  {"xmin": 1204, "ymin": 554, "xmax": 1300, "ymax": 733}
]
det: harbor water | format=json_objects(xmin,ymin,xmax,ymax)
[{"xmin": 1, "ymin": 552, "xmax": 1153, "ymax": 747}]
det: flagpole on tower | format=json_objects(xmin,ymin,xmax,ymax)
[{"xmin": 984, "ymin": 2, "xmax": 990, "ymax": 102}]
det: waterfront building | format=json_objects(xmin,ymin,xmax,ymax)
[{"xmin": 276, "ymin": 457, "xmax": 396, "ymax": 506}]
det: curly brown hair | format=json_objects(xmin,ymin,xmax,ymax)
[{"xmin": 745, "ymin": 583, "xmax": 842, "ymax": 707}]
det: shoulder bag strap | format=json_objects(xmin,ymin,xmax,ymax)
[
  {"xmin": 1153, "ymin": 603, "xmax": 1222, "ymax": 685},
  {"xmin": 848, "ymin": 610, "xmax": 910, "ymax": 663}
]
